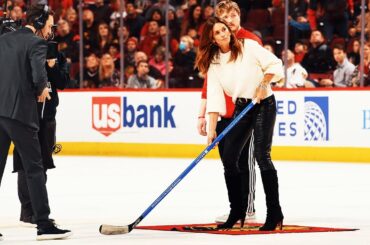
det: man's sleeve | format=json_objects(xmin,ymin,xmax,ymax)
[{"xmin": 29, "ymin": 38, "xmax": 48, "ymax": 95}]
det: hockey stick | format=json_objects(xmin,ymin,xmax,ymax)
[{"xmin": 99, "ymin": 100, "xmax": 257, "ymax": 235}]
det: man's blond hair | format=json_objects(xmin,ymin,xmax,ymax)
[{"xmin": 215, "ymin": 0, "xmax": 240, "ymax": 17}]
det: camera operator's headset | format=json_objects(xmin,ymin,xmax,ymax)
[{"xmin": 33, "ymin": 5, "xmax": 50, "ymax": 30}]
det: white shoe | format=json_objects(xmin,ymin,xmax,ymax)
[
  {"xmin": 0, "ymin": 233, "xmax": 3, "ymax": 240},
  {"xmin": 215, "ymin": 212, "xmax": 256, "ymax": 223}
]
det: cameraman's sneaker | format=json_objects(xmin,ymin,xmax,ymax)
[
  {"xmin": 36, "ymin": 225, "xmax": 72, "ymax": 241},
  {"xmin": 215, "ymin": 212, "xmax": 256, "ymax": 223},
  {"xmin": 0, "ymin": 232, "xmax": 3, "ymax": 241}
]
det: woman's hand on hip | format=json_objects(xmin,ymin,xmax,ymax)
[{"xmin": 254, "ymin": 85, "xmax": 268, "ymax": 103}]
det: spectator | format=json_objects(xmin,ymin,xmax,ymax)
[
  {"xmin": 347, "ymin": 39, "xmax": 360, "ymax": 66},
  {"xmin": 54, "ymin": 18, "xmax": 79, "ymax": 63},
  {"xmin": 134, "ymin": 0, "xmax": 152, "ymax": 15},
  {"xmin": 306, "ymin": 0, "xmax": 352, "ymax": 41},
  {"xmin": 289, "ymin": 0, "xmax": 309, "ymax": 20},
  {"xmin": 75, "ymin": 53, "xmax": 100, "ymax": 88},
  {"xmin": 203, "ymin": 4, "xmax": 214, "ymax": 19},
  {"xmin": 140, "ymin": 8, "xmax": 164, "ymax": 38},
  {"xmin": 355, "ymin": 1, "xmax": 370, "ymax": 39},
  {"xmin": 187, "ymin": 27, "xmax": 200, "ymax": 47},
  {"xmin": 82, "ymin": 8, "xmax": 97, "ymax": 53},
  {"xmin": 170, "ymin": 35, "xmax": 201, "ymax": 88},
  {"xmin": 283, "ymin": 49, "xmax": 314, "ymax": 88},
  {"xmin": 363, "ymin": 42, "xmax": 370, "ymax": 87},
  {"xmin": 149, "ymin": 46, "xmax": 173, "ymax": 77},
  {"xmin": 301, "ymin": 30, "xmax": 336, "ymax": 74},
  {"xmin": 168, "ymin": 8, "xmax": 181, "ymax": 40},
  {"xmin": 139, "ymin": 20, "xmax": 160, "ymax": 57},
  {"xmin": 89, "ymin": 0, "xmax": 112, "ymax": 24},
  {"xmin": 116, "ymin": 25, "xmax": 130, "ymax": 44},
  {"xmin": 9, "ymin": 5, "xmax": 23, "ymax": 21},
  {"xmin": 156, "ymin": 25, "xmax": 179, "ymax": 57},
  {"xmin": 125, "ymin": 37, "xmax": 138, "ymax": 68},
  {"xmin": 64, "ymin": 7, "xmax": 78, "ymax": 35},
  {"xmin": 145, "ymin": 0, "xmax": 175, "ymax": 20},
  {"xmin": 93, "ymin": 22, "xmax": 113, "ymax": 55},
  {"xmin": 124, "ymin": 1, "xmax": 145, "ymax": 40},
  {"xmin": 108, "ymin": 43, "xmax": 120, "ymax": 69},
  {"xmin": 109, "ymin": 0, "xmax": 126, "ymax": 30},
  {"xmin": 348, "ymin": 24, "xmax": 358, "ymax": 40},
  {"xmin": 294, "ymin": 39, "xmax": 309, "ymax": 63},
  {"xmin": 320, "ymin": 44, "xmax": 356, "ymax": 87},
  {"xmin": 180, "ymin": 4, "xmax": 205, "ymax": 37},
  {"xmin": 127, "ymin": 60, "xmax": 163, "ymax": 88},
  {"xmin": 98, "ymin": 53, "xmax": 121, "ymax": 88},
  {"xmin": 48, "ymin": 0, "xmax": 73, "ymax": 19},
  {"xmin": 134, "ymin": 51, "xmax": 163, "ymax": 80},
  {"xmin": 288, "ymin": 2, "xmax": 311, "ymax": 44}
]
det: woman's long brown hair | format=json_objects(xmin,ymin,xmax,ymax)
[{"xmin": 195, "ymin": 17, "xmax": 243, "ymax": 75}]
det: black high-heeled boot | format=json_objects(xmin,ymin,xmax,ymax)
[
  {"xmin": 217, "ymin": 173, "xmax": 247, "ymax": 229},
  {"xmin": 259, "ymin": 170, "xmax": 284, "ymax": 231},
  {"xmin": 217, "ymin": 210, "xmax": 246, "ymax": 229}
]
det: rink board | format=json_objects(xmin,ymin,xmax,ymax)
[{"xmin": 11, "ymin": 89, "xmax": 370, "ymax": 162}]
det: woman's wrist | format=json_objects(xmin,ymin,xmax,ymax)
[
  {"xmin": 259, "ymin": 83, "xmax": 268, "ymax": 89},
  {"xmin": 198, "ymin": 116, "xmax": 205, "ymax": 119}
]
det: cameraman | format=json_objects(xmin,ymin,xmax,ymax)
[
  {"xmin": 13, "ymin": 30, "xmax": 71, "ymax": 226},
  {"xmin": 0, "ymin": 4, "xmax": 72, "ymax": 241}
]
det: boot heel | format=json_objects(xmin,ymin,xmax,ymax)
[
  {"xmin": 217, "ymin": 211, "xmax": 245, "ymax": 230},
  {"xmin": 278, "ymin": 219, "xmax": 283, "ymax": 230},
  {"xmin": 259, "ymin": 216, "xmax": 284, "ymax": 231},
  {"xmin": 240, "ymin": 214, "xmax": 246, "ymax": 229}
]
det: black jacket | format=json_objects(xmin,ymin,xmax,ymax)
[
  {"xmin": 0, "ymin": 27, "xmax": 48, "ymax": 130},
  {"xmin": 301, "ymin": 43, "xmax": 336, "ymax": 74},
  {"xmin": 38, "ymin": 52, "xmax": 70, "ymax": 120}
]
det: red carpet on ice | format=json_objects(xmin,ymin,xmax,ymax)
[{"xmin": 137, "ymin": 223, "xmax": 357, "ymax": 235}]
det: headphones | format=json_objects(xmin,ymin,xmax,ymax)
[{"xmin": 33, "ymin": 5, "xmax": 49, "ymax": 30}]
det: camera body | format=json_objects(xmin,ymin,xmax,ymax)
[{"xmin": 46, "ymin": 41, "xmax": 58, "ymax": 59}]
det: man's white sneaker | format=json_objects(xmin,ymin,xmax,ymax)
[
  {"xmin": 0, "ymin": 232, "xmax": 3, "ymax": 241},
  {"xmin": 215, "ymin": 212, "xmax": 256, "ymax": 223}
]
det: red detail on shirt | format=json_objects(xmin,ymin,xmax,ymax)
[{"xmin": 201, "ymin": 28, "xmax": 262, "ymax": 118}]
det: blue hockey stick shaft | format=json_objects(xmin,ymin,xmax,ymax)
[{"xmin": 99, "ymin": 100, "xmax": 256, "ymax": 234}]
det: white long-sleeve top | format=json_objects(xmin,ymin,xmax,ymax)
[{"xmin": 206, "ymin": 40, "xmax": 284, "ymax": 115}]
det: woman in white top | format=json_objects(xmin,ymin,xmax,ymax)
[{"xmin": 195, "ymin": 17, "xmax": 284, "ymax": 231}]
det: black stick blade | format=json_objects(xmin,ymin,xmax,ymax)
[{"xmin": 99, "ymin": 224, "xmax": 130, "ymax": 235}]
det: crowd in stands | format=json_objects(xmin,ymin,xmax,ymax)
[{"xmin": 1, "ymin": 0, "xmax": 370, "ymax": 88}]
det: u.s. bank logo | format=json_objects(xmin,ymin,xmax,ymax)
[
  {"xmin": 304, "ymin": 97, "xmax": 329, "ymax": 141},
  {"xmin": 92, "ymin": 96, "xmax": 176, "ymax": 137}
]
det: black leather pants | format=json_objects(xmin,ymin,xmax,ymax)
[{"xmin": 222, "ymin": 95, "xmax": 277, "ymax": 175}]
